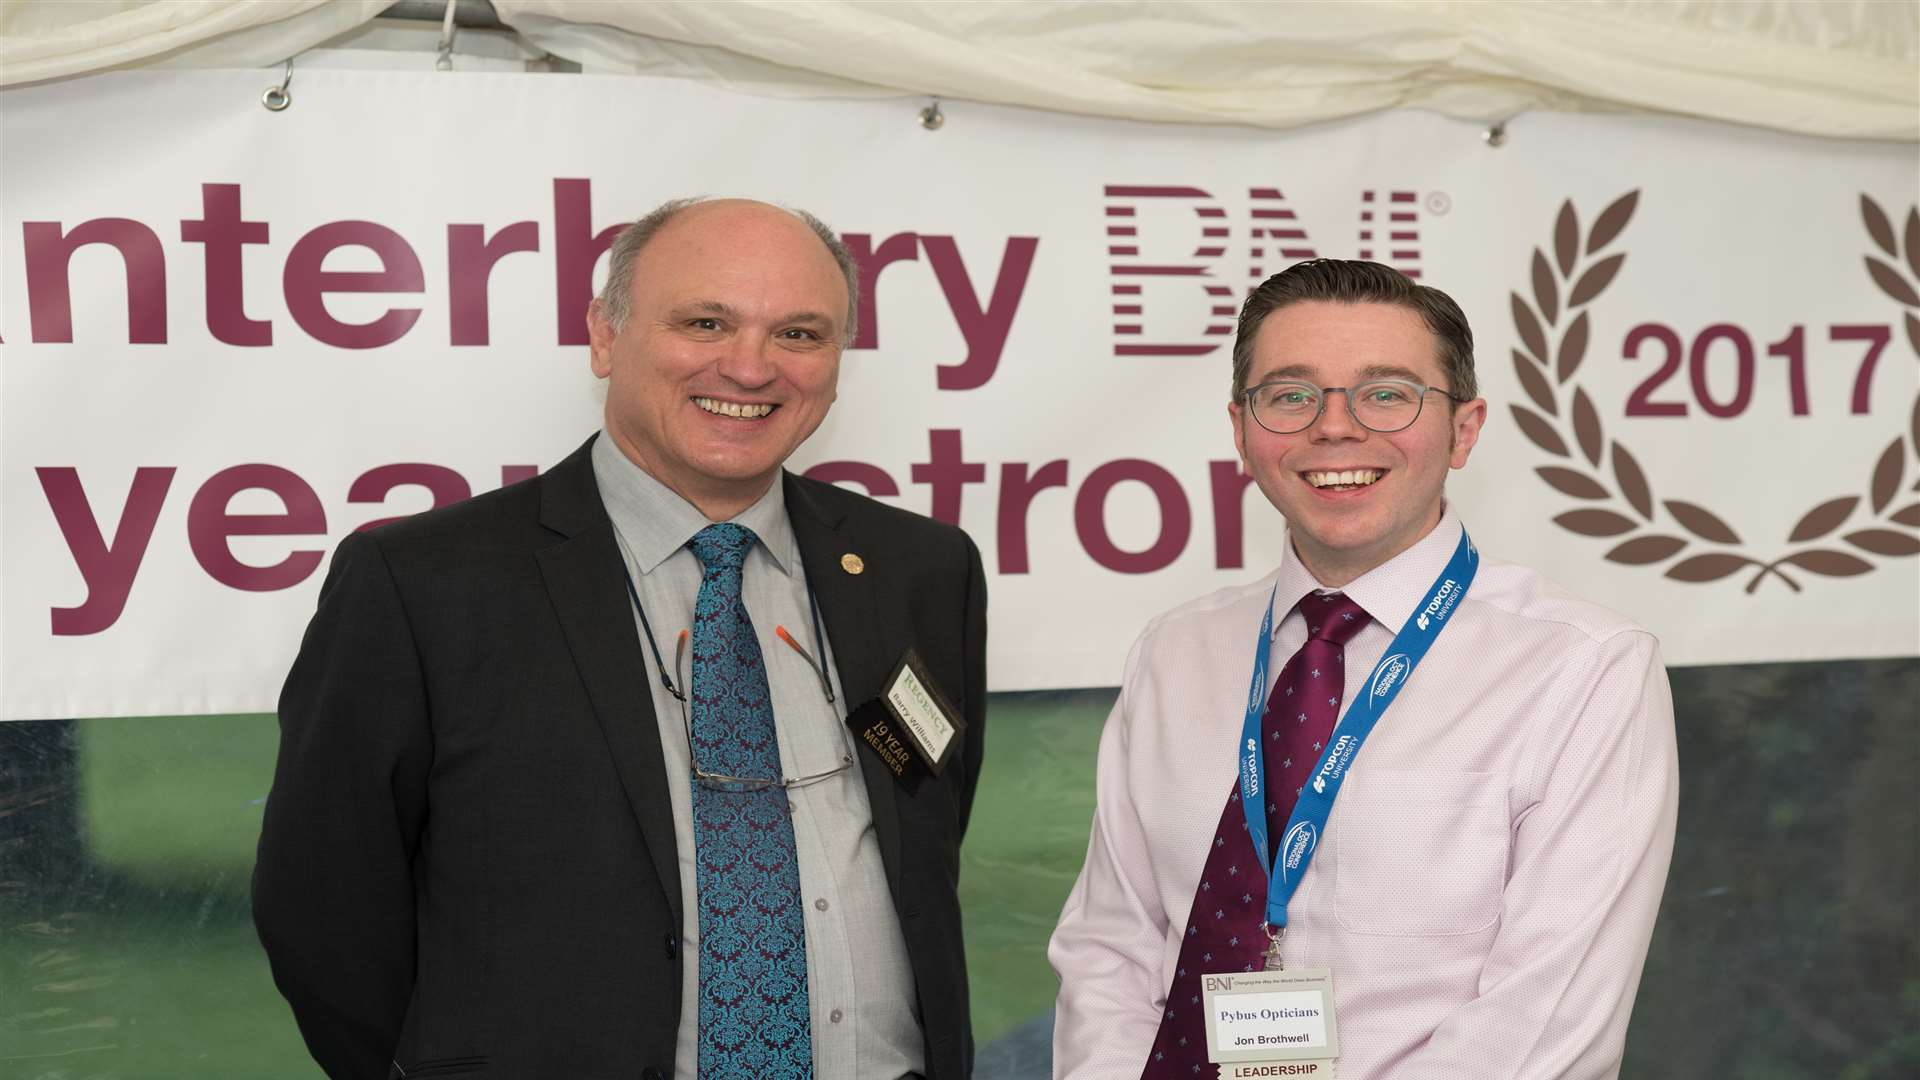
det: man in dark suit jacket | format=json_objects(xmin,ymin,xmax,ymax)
[{"xmin": 254, "ymin": 198, "xmax": 986, "ymax": 1080}]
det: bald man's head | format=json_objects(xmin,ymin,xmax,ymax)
[{"xmin": 596, "ymin": 197, "xmax": 861, "ymax": 343}]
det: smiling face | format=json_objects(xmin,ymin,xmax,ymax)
[
  {"xmin": 588, "ymin": 200, "xmax": 849, "ymax": 521},
  {"xmin": 1230, "ymin": 300, "xmax": 1487, "ymax": 587}
]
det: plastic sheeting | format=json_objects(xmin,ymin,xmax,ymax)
[{"xmin": 1, "ymin": 0, "xmax": 1915, "ymax": 140}]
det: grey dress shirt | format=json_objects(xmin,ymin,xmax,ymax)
[{"xmin": 592, "ymin": 433, "xmax": 925, "ymax": 1080}]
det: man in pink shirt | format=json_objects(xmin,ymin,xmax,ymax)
[{"xmin": 1049, "ymin": 260, "xmax": 1678, "ymax": 1080}]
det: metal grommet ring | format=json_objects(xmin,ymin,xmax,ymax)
[{"xmin": 262, "ymin": 60, "xmax": 293, "ymax": 112}]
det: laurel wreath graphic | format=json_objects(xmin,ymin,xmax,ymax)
[{"xmin": 1508, "ymin": 191, "xmax": 1920, "ymax": 593}]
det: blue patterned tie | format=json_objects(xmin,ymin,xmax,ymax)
[{"xmin": 687, "ymin": 523, "xmax": 813, "ymax": 1078}]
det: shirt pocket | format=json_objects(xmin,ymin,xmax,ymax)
[{"xmin": 1332, "ymin": 769, "xmax": 1509, "ymax": 937}]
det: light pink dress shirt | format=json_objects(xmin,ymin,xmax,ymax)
[{"xmin": 1049, "ymin": 507, "xmax": 1678, "ymax": 1080}]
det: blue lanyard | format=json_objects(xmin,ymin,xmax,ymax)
[{"xmin": 1239, "ymin": 529, "xmax": 1479, "ymax": 930}]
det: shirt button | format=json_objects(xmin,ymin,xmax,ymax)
[
  {"xmin": 814, "ymin": 898, "xmax": 830, "ymax": 911},
  {"xmin": 830, "ymin": 1008, "xmax": 844, "ymax": 1024}
]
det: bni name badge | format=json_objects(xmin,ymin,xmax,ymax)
[{"xmin": 1200, "ymin": 968, "xmax": 1340, "ymax": 1077}]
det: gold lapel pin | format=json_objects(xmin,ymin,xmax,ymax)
[{"xmin": 841, "ymin": 552, "xmax": 865, "ymax": 575}]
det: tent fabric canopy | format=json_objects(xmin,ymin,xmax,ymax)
[
  {"xmin": 1, "ymin": 0, "xmax": 1915, "ymax": 140},
  {"xmin": 0, "ymin": 1, "xmax": 391, "ymax": 81}
]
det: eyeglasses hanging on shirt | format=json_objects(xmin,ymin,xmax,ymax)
[{"xmin": 618, "ymin": 555, "xmax": 855, "ymax": 793}]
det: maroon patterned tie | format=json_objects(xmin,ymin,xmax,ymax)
[{"xmin": 1138, "ymin": 591, "xmax": 1372, "ymax": 1079}]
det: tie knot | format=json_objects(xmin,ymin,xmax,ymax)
[
  {"xmin": 1299, "ymin": 591, "xmax": 1371, "ymax": 645},
  {"xmin": 688, "ymin": 522, "xmax": 758, "ymax": 575}
]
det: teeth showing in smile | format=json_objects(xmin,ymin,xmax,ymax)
[
  {"xmin": 1305, "ymin": 469, "xmax": 1382, "ymax": 489},
  {"xmin": 693, "ymin": 397, "xmax": 774, "ymax": 419}
]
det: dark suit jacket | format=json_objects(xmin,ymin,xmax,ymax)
[{"xmin": 254, "ymin": 437, "xmax": 987, "ymax": 1080}]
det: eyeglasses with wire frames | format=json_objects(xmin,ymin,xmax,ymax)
[
  {"xmin": 655, "ymin": 628, "xmax": 855, "ymax": 793},
  {"xmin": 618, "ymin": 541, "xmax": 857, "ymax": 792},
  {"xmin": 1240, "ymin": 377, "xmax": 1466, "ymax": 436}
]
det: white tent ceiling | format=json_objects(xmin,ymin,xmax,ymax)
[{"xmin": 1, "ymin": 0, "xmax": 1914, "ymax": 139}]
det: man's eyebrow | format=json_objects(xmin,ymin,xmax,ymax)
[
  {"xmin": 1249, "ymin": 362, "xmax": 1433, "ymax": 386},
  {"xmin": 669, "ymin": 300, "xmax": 743, "ymax": 321},
  {"xmin": 1253, "ymin": 363, "xmax": 1320, "ymax": 383},
  {"xmin": 778, "ymin": 310, "xmax": 837, "ymax": 329},
  {"xmin": 1359, "ymin": 363, "xmax": 1430, "ymax": 383}
]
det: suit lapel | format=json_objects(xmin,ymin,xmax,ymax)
[
  {"xmin": 536, "ymin": 439, "xmax": 682, "ymax": 924},
  {"xmin": 785, "ymin": 473, "xmax": 904, "ymax": 896}
]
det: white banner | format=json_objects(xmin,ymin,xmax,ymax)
[{"xmin": 3, "ymin": 71, "xmax": 1916, "ymax": 720}]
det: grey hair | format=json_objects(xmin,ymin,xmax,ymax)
[{"xmin": 595, "ymin": 197, "xmax": 861, "ymax": 342}]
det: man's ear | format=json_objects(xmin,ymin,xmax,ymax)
[
  {"xmin": 1449, "ymin": 397, "xmax": 1488, "ymax": 469},
  {"xmin": 587, "ymin": 299, "xmax": 615, "ymax": 378}
]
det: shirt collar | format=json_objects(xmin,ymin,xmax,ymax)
[
  {"xmin": 1270, "ymin": 502, "xmax": 1466, "ymax": 638},
  {"xmin": 590, "ymin": 429, "xmax": 800, "ymax": 577}
]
